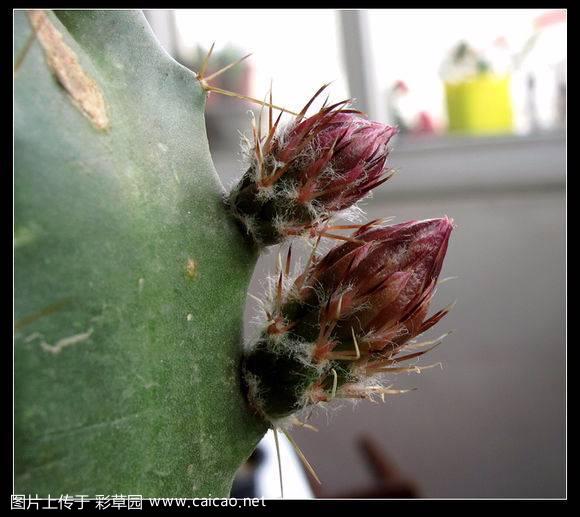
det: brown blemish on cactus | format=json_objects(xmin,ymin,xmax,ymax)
[
  {"xmin": 185, "ymin": 258, "xmax": 198, "ymax": 279},
  {"xmin": 13, "ymin": 24, "xmax": 39, "ymax": 76},
  {"xmin": 27, "ymin": 10, "xmax": 109, "ymax": 131},
  {"xmin": 15, "ymin": 297, "xmax": 73, "ymax": 331}
]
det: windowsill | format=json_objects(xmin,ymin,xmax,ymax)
[
  {"xmin": 209, "ymin": 114, "xmax": 565, "ymax": 196},
  {"xmin": 393, "ymin": 128, "xmax": 565, "ymax": 154},
  {"xmin": 377, "ymin": 128, "xmax": 565, "ymax": 197}
]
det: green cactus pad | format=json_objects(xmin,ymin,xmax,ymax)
[{"xmin": 14, "ymin": 9, "xmax": 267, "ymax": 497}]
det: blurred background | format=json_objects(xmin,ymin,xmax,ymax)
[{"xmin": 144, "ymin": 9, "xmax": 566, "ymax": 498}]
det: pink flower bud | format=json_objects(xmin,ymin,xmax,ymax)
[
  {"xmin": 228, "ymin": 98, "xmax": 396, "ymax": 246},
  {"xmin": 243, "ymin": 218, "xmax": 455, "ymax": 421},
  {"xmin": 297, "ymin": 217, "xmax": 454, "ymax": 356},
  {"xmin": 284, "ymin": 112, "xmax": 396, "ymax": 211}
]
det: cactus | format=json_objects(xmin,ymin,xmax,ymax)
[
  {"xmin": 14, "ymin": 10, "xmax": 267, "ymax": 498},
  {"xmin": 15, "ymin": 8, "xmax": 456, "ymax": 499}
]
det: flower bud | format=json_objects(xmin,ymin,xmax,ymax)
[
  {"xmin": 243, "ymin": 217, "xmax": 454, "ymax": 422},
  {"xmin": 300, "ymin": 217, "xmax": 453, "ymax": 350},
  {"xmin": 228, "ymin": 96, "xmax": 396, "ymax": 247}
]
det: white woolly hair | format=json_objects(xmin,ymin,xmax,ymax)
[
  {"xmin": 274, "ymin": 390, "xmax": 356, "ymax": 429},
  {"xmin": 340, "ymin": 204, "xmax": 366, "ymax": 224},
  {"xmin": 233, "ymin": 109, "xmax": 387, "ymax": 254},
  {"xmin": 262, "ymin": 329, "xmax": 426, "ymax": 425},
  {"xmin": 243, "ymin": 369, "xmax": 267, "ymax": 416}
]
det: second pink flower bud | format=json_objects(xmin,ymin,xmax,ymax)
[{"xmin": 243, "ymin": 217, "xmax": 454, "ymax": 421}]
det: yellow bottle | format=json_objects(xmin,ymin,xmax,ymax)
[{"xmin": 445, "ymin": 74, "xmax": 514, "ymax": 135}]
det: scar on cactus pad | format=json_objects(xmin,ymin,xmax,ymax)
[{"xmin": 196, "ymin": 46, "xmax": 456, "ymax": 492}]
